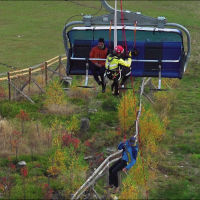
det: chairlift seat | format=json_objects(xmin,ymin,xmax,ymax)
[{"xmin": 66, "ymin": 26, "xmax": 185, "ymax": 79}]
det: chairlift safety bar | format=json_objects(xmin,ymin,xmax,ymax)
[{"xmin": 70, "ymin": 57, "xmax": 180, "ymax": 63}]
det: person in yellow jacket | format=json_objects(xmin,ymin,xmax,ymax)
[{"xmin": 105, "ymin": 45, "xmax": 132, "ymax": 95}]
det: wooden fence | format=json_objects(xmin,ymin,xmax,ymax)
[{"xmin": 0, "ymin": 55, "xmax": 70, "ymax": 103}]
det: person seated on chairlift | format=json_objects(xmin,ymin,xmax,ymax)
[
  {"xmin": 105, "ymin": 45, "xmax": 132, "ymax": 95},
  {"xmin": 89, "ymin": 38, "xmax": 108, "ymax": 93},
  {"xmin": 108, "ymin": 136, "xmax": 138, "ymax": 193}
]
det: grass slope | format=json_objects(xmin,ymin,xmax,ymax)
[
  {"xmin": 0, "ymin": 1, "xmax": 102, "ymax": 71},
  {"xmin": 0, "ymin": 1, "xmax": 200, "ymax": 199}
]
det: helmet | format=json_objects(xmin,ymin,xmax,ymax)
[
  {"xmin": 114, "ymin": 45, "xmax": 124, "ymax": 54},
  {"xmin": 129, "ymin": 136, "xmax": 136, "ymax": 145}
]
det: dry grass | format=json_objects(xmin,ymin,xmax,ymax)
[
  {"xmin": 68, "ymin": 86, "xmax": 93, "ymax": 100},
  {"xmin": 44, "ymin": 103, "xmax": 79, "ymax": 116},
  {"xmin": 152, "ymin": 78, "xmax": 180, "ymax": 90},
  {"xmin": 0, "ymin": 119, "xmax": 53, "ymax": 158},
  {"xmin": 153, "ymin": 91, "xmax": 175, "ymax": 113},
  {"xmin": 0, "ymin": 119, "xmax": 13, "ymax": 157}
]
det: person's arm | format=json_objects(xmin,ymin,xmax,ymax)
[
  {"xmin": 125, "ymin": 146, "xmax": 138, "ymax": 170},
  {"xmin": 105, "ymin": 55, "xmax": 110, "ymax": 70},
  {"xmin": 118, "ymin": 57, "xmax": 132, "ymax": 67},
  {"xmin": 125, "ymin": 159, "xmax": 136, "ymax": 170},
  {"xmin": 118, "ymin": 142, "xmax": 125, "ymax": 150}
]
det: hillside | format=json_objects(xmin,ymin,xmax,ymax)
[{"xmin": 0, "ymin": 1, "xmax": 200, "ymax": 199}]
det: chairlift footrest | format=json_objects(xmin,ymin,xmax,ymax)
[{"xmin": 77, "ymin": 85, "xmax": 94, "ymax": 88}]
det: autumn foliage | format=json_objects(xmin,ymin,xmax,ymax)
[
  {"xmin": 0, "ymin": 86, "xmax": 6, "ymax": 98},
  {"xmin": 118, "ymin": 91, "xmax": 137, "ymax": 133},
  {"xmin": 118, "ymin": 90, "xmax": 166, "ymax": 199},
  {"xmin": 16, "ymin": 110, "xmax": 29, "ymax": 121},
  {"xmin": 62, "ymin": 133, "xmax": 80, "ymax": 149},
  {"xmin": 45, "ymin": 79, "xmax": 66, "ymax": 105}
]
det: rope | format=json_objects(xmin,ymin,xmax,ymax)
[
  {"xmin": 120, "ymin": 0, "xmax": 128, "ymax": 53},
  {"xmin": 119, "ymin": 0, "xmax": 128, "ymax": 142}
]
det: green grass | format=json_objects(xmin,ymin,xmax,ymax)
[
  {"xmin": 0, "ymin": 1, "xmax": 103, "ymax": 72},
  {"xmin": 0, "ymin": 1, "xmax": 200, "ymax": 199}
]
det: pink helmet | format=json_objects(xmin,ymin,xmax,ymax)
[{"xmin": 114, "ymin": 45, "xmax": 124, "ymax": 54}]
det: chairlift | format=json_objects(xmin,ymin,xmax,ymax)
[{"xmin": 63, "ymin": 0, "xmax": 190, "ymax": 89}]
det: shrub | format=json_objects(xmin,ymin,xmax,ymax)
[
  {"xmin": 0, "ymin": 86, "xmax": 6, "ymax": 99},
  {"xmin": 102, "ymin": 95, "xmax": 119, "ymax": 111},
  {"xmin": 66, "ymin": 115, "xmax": 80, "ymax": 135},
  {"xmin": 10, "ymin": 178, "xmax": 43, "ymax": 200},
  {"xmin": 118, "ymin": 91, "xmax": 138, "ymax": 133},
  {"xmin": 62, "ymin": 134, "xmax": 80, "ymax": 149},
  {"xmin": 0, "ymin": 100, "xmax": 41, "ymax": 119},
  {"xmin": 117, "ymin": 90, "xmax": 165, "ymax": 199},
  {"xmin": 89, "ymin": 109, "xmax": 118, "ymax": 133},
  {"xmin": 44, "ymin": 79, "xmax": 66, "ymax": 106},
  {"xmin": 47, "ymin": 149, "xmax": 67, "ymax": 176},
  {"xmin": 16, "ymin": 110, "xmax": 30, "ymax": 134},
  {"xmin": 63, "ymin": 146, "xmax": 88, "ymax": 198},
  {"xmin": 140, "ymin": 108, "xmax": 165, "ymax": 154}
]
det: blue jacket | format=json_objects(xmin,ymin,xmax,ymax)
[{"xmin": 118, "ymin": 141, "xmax": 139, "ymax": 170}]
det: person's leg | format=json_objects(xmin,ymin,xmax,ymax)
[
  {"xmin": 120, "ymin": 67, "xmax": 131, "ymax": 86},
  {"xmin": 111, "ymin": 82, "xmax": 114, "ymax": 93},
  {"xmin": 109, "ymin": 159, "xmax": 122, "ymax": 187},
  {"xmin": 91, "ymin": 64, "xmax": 101, "ymax": 85},
  {"xmin": 113, "ymin": 77, "xmax": 119, "ymax": 95},
  {"xmin": 100, "ymin": 67, "xmax": 106, "ymax": 93},
  {"xmin": 120, "ymin": 75, "xmax": 129, "ymax": 86},
  {"xmin": 110, "ymin": 160, "xmax": 127, "ymax": 188}
]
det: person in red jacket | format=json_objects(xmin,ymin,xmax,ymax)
[{"xmin": 89, "ymin": 38, "xmax": 108, "ymax": 92}]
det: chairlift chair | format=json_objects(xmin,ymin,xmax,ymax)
[{"xmin": 63, "ymin": 0, "xmax": 190, "ymax": 89}]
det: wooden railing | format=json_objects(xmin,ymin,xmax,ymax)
[{"xmin": 0, "ymin": 55, "xmax": 67, "ymax": 82}]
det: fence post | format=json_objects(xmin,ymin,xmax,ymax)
[
  {"xmin": 45, "ymin": 62, "xmax": 48, "ymax": 86},
  {"xmin": 7, "ymin": 72, "xmax": 11, "ymax": 101},
  {"xmin": 29, "ymin": 68, "xmax": 32, "ymax": 94},
  {"xmin": 59, "ymin": 56, "xmax": 62, "ymax": 80}
]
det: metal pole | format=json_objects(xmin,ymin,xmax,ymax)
[
  {"xmin": 166, "ymin": 22, "xmax": 191, "ymax": 72},
  {"xmin": 45, "ymin": 62, "xmax": 48, "ymax": 86},
  {"xmin": 7, "ymin": 72, "xmax": 11, "ymax": 101},
  {"xmin": 114, "ymin": 0, "xmax": 117, "ymax": 47},
  {"xmin": 158, "ymin": 64, "xmax": 162, "ymax": 89},
  {"xmin": 59, "ymin": 56, "xmax": 62, "ymax": 80},
  {"xmin": 29, "ymin": 68, "xmax": 31, "ymax": 94}
]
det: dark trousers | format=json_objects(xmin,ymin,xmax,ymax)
[
  {"xmin": 120, "ymin": 66, "xmax": 131, "ymax": 86},
  {"xmin": 106, "ymin": 70, "xmax": 120, "ymax": 95},
  {"xmin": 90, "ymin": 63, "xmax": 105, "ymax": 85},
  {"xmin": 109, "ymin": 159, "xmax": 127, "ymax": 187}
]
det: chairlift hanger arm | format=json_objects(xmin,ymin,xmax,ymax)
[
  {"xmin": 63, "ymin": 21, "xmax": 84, "ymax": 56},
  {"xmin": 166, "ymin": 22, "xmax": 191, "ymax": 72},
  {"xmin": 62, "ymin": 0, "xmax": 191, "ymax": 79},
  {"xmin": 98, "ymin": 0, "xmax": 167, "ymax": 28},
  {"xmin": 99, "ymin": 0, "xmax": 190, "ymax": 71}
]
